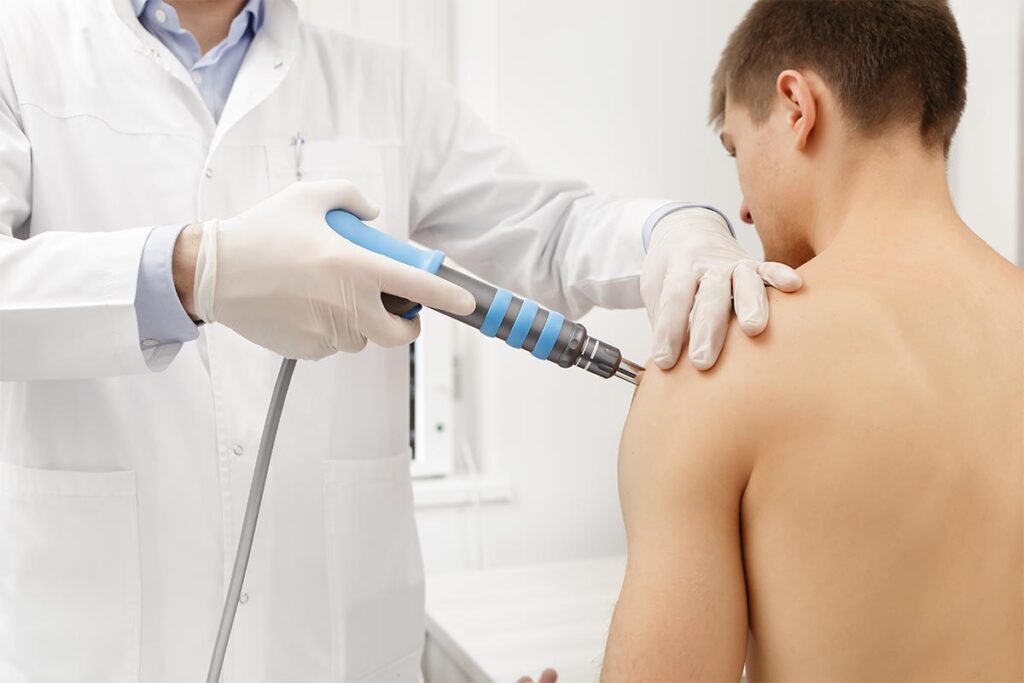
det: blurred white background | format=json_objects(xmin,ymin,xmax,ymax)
[{"xmin": 294, "ymin": 0, "xmax": 1023, "ymax": 577}]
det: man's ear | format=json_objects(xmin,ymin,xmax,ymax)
[{"xmin": 775, "ymin": 69, "xmax": 817, "ymax": 150}]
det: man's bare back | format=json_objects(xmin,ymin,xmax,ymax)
[
  {"xmin": 603, "ymin": 216, "xmax": 1023, "ymax": 681},
  {"xmin": 737, "ymin": 225, "xmax": 1023, "ymax": 679},
  {"xmin": 601, "ymin": 3, "xmax": 1022, "ymax": 679}
]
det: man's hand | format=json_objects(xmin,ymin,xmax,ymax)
[
  {"xmin": 641, "ymin": 208, "xmax": 802, "ymax": 370},
  {"xmin": 181, "ymin": 180, "xmax": 475, "ymax": 360}
]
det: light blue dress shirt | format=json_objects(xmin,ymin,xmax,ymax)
[{"xmin": 134, "ymin": 0, "xmax": 263, "ymax": 350}]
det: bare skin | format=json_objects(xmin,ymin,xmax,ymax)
[
  {"xmin": 602, "ymin": 70, "xmax": 1024, "ymax": 681},
  {"xmin": 165, "ymin": 0, "xmax": 245, "ymax": 54},
  {"xmin": 172, "ymin": 223, "xmax": 201, "ymax": 318}
]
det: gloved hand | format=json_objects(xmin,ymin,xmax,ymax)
[
  {"xmin": 192, "ymin": 180, "xmax": 475, "ymax": 360},
  {"xmin": 641, "ymin": 207, "xmax": 802, "ymax": 371}
]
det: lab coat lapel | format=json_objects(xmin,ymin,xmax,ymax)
[
  {"xmin": 107, "ymin": 0, "xmax": 218, "ymax": 127},
  {"xmin": 210, "ymin": 0, "xmax": 299, "ymax": 153}
]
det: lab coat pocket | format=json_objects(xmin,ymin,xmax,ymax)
[
  {"xmin": 323, "ymin": 451, "xmax": 425, "ymax": 683},
  {"xmin": 0, "ymin": 462, "xmax": 140, "ymax": 683}
]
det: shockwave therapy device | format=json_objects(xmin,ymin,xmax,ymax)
[
  {"xmin": 207, "ymin": 213, "xmax": 644, "ymax": 681},
  {"xmin": 326, "ymin": 210, "xmax": 645, "ymax": 385}
]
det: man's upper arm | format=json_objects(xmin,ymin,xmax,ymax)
[
  {"xmin": 602, "ymin": 362, "xmax": 754, "ymax": 682},
  {"xmin": 0, "ymin": 31, "xmax": 157, "ymax": 380}
]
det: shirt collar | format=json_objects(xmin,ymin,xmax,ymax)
[
  {"xmin": 244, "ymin": 0, "xmax": 265, "ymax": 34},
  {"xmin": 131, "ymin": 0, "xmax": 265, "ymax": 33}
]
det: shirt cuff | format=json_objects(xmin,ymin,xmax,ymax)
[
  {"xmin": 135, "ymin": 224, "xmax": 200, "ymax": 350},
  {"xmin": 641, "ymin": 202, "xmax": 736, "ymax": 252}
]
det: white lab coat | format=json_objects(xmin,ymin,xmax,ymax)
[{"xmin": 0, "ymin": 0, "xmax": 663, "ymax": 681}]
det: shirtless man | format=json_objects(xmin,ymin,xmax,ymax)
[{"xmin": 602, "ymin": 1, "xmax": 1024, "ymax": 680}]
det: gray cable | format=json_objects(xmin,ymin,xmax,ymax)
[{"xmin": 207, "ymin": 357, "xmax": 297, "ymax": 683}]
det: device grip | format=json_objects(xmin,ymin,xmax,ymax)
[{"xmin": 325, "ymin": 210, "xmax": 446, "ymax": 318}]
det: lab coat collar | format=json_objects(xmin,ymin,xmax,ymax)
[
  {"xmin": 109, "ymin": 0, "xmax": 298, "ymax": 149},
  {"xmin": 110, "ymin": 0, "xmax": 215, "ymax": 125},
  {"xmin": 209, "ymin": 0, "xmax": 298, "ymax": 149}
]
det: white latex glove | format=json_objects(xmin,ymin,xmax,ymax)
[
  {"xmin": 641, "ymin": 207, "xmax": 802, "ymax": 371},
  {"xmin": 192, "ymin": 180, "xmax": 475, "ymax": 360}
]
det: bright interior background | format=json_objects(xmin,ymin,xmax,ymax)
[{"xmin": 294, "ymin": 0, "xmax": 1024, "ymax": 575}]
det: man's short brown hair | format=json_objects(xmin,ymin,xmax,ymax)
[{"xmin": 710, "ymin": 0, "xmax": 967, "ymax": 152}]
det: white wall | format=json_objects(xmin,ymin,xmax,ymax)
[
  {"xmin": 1017, "ymin": 0, "xmax": 1023, "ymax": 266},
  {"xmin": 947, "ymin": 0, "xmax": 1022, "ymax": 263},
  {"xmin": 294, "ymin": 0, "xmax": 1023, "ymax": 575}
]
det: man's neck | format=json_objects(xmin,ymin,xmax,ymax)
[
  {"xmin": 165, "ymin": 0, "xmax": 246, "ymax": 54},
  {"xmin": 805, "ymin": 136, "xmax": 964, "ymax": 260}
]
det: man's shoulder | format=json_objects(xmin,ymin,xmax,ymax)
[
  {"xmin": 636, "ymin": 269, "xmax": 886, "ymax": 445},
  {"xmin": 731, "ymin": 263, "xmax": 896, "ymax": 371}
]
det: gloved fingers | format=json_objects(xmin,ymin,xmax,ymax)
[
  {"xmin": 303, "ymin": 179, "xmax": 381, "ymax": 221},
  {"xmin": 687, "ymin": 265, "xmax": 733, "ymax": 371},
  {"xmin": 330, "ymin": 323, "xmax": 369, "ymax": 355},
  {"xmin": 650, "ymin": 269, "xmax": 698, "ymax": 370},
  {"xmin": 732, "ymin": 262, "xmax": 769, "ymax": 337},
  {"xmin": 361, "ymin": 302, "xmax": 422, "ymax": 348},
  {"xmin": 757, "ymin": 261, "xmax": 803, "ymax": 292},
  {"xmin": 640, "ymin": 264, "xmax": 664, "ymax": 327},
  {"xmin": 296, "ymin": 338, "xmax": 347, "ymax": 361},
  {"xmin": 374, "ymin": 255, "xmax": 476, "ymax": 316}
]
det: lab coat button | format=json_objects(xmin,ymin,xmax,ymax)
[
  {"xmin": 239, "ymin": 592, "xmax": 249, "ymax": 604},
  {"xmin": 142, "ymin": 339, "xmax": 160, "ymax": 348},
  {"xmin": 232, "ymin": 444, "xmax": 244, "ymax": 456},
  {"xmin": 205, "ymin": 168, "xmax": 214, "ymax": 179},
  {"xmin": 191, "ymin": 71, "xmax": 202, "ymax": 85},
  {"xmin": 154, "ymin": 8, "xmax": 167, "ymax": 23}
]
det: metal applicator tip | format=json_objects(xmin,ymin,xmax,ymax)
[{"xmin": 615, "ymin": 357, "xmax": 645, "ymax": 385}]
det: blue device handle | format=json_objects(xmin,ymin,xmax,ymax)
[{"xmin": 325, "ymin": 210, "xmax": 446, "ymax": 318}]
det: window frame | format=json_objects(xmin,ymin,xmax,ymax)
[{"xmin": 409, "ymin": 311, "xmax": 457, "ymax": 478}]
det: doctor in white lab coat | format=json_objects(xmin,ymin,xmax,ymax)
[{"xmin": 0, "ymin": 0, "xmax": 800, "ymax": 681}]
